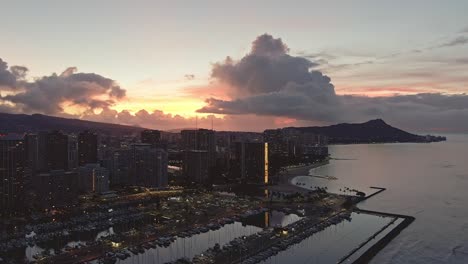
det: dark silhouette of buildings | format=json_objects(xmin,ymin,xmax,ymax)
[
  {"xmin": 35, "ymin": 170, "xmax": 78, "ymax": 209},
  {"xmin": 234, "ymin": 141, "xmax": 269, "ymax": 183},
  {"xmin": 25, "ymin": 134, "xmax": 39, "ymax": 174},
  {"xmin": 78, "ymin": 131, "xmax": 98, "ymax": 165},
  {"xmin": 0, "ymin": 134, "xmax": 29, "ymax": 215},
  {"xmin": 263, "ymin": 129, "xmax": 287, "ymax": 155},
  {"xmin": 46, "ymin": 131, "xmax": 69, "ymax": 171},
  {"xmin": 68, "ymin": 134, "xmax": 78, "ymax": 170},
  {"xmin": 130, "ymin": 144, "xmax": 168, "ymax": 188},
  {"xmin": 183, "ymin": 150, "xmax": 209, "ymax": 183},
  {"xmin": 78, "ymin": 163, "xmax": 109, "ymax": 194},
  {"xmin": 181, "ymin": 129, "xmax": 216, "ymax": 183},
  {"xmin": 141, "ymin": 129, "xmax": 162, "ymax": 147},
  {"xmin": 264, "ymin": 128, "xmax": 329, "ymax": 162},
  {"xmin": 109, "ymin": 148, "xmax": 131, "ymax": 186}
]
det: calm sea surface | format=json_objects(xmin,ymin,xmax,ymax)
[{"xmin": 304, "ymin": 134, "xmax": 468, "ymax": 263}]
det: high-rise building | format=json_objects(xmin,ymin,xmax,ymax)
[
  {"xmin": 78, "ymin": 131, "xmax": 98, "ymax": 165},
  {"xmin": 183, "ymin": 150, "xmax": 209, "ymax": 183},
  {"xmin": 35, "ymin": 170, "xmax": 78, "ymax": 209},
  {"xmin": 263, "ymin": 129, "xmax": 286, "ymax": 155},
  {"xmin": 46, "ymin": 131, "xmax": 69, "ymax": 171},
  {"xmin": 141, "ymin": 129, "xmax": 166, "ymax": 149},
  {"xmin": 36, "ymin": 132, "xmax": 48, "ymax": 172},
  {"xmin": 234, "ymin": 142, "xmax": 269, "ymax": 183},
  {"xmin": 181, "ymin": 129, "xmax": 216, "ymax": 154},
  {"xmin": 181, "ymin": 129, "xmax": 216, "ymax": 182},
  {"xmin": 130, "ymin": 144, "xmax": 168, "ymax": 188},
  {"xmin": 110, "ymin": 148, "xmax": 131, "ymax": 186},
  {"xmin": 68, "ymin": 134, "xmax": 79, "ymax": 170},
  {"xmin": 265, "ymin": 128, "xmax": 329, "ymax": 161},
  {"xmin": 0, "ymin": 134, "xmax": 29, "ymax": 215},
  {"xmin": 25, "ymin": 134, "xmax": 39, "ymax": 174},
  {"xmin": 78, "ymin": 163, "xmax": 109, "ymax": 194}
]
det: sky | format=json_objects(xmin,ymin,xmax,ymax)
[{"xmin": 1, "ymin": 1, "xmax": 468, "ymax": 132}]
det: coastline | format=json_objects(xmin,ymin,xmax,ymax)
[
  {"xmin": 268, "ymin": 161, "xmax": 329, "ymax": 194},
  {"xmin": 282, "ymin": 160, "xmax": 329, "ymax": 182},
  {"xmin": 277, "ymin": 161, "xmax": 416, "ymax": 264}
]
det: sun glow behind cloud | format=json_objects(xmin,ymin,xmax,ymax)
[{"xmin": 110, "ymin": 96, "xmax": 216, "ymax": 118}]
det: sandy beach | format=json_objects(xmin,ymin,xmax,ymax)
[{"xmin": 268, "ymin": 161, "xmax": 329, "ymax": 194}]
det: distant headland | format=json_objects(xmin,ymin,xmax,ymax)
[{"xmin": 285, "ymin": 119, "xmax": 446, "ymax": 144}]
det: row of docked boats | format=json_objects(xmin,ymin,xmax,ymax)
[
  {"xmin": 189, "ymin": 211, "xmax": 352, "ymax": 264},
  {"xmin": 240, "ymin": 211, "xmax": 353, "ymax": 264},
  {"xmin": 0, "ymin": 211, "xmax": 145, "ymax": 255},
  {"xmin": 95, "ymin": 208, "xmax": 270, "ymax": 264}
]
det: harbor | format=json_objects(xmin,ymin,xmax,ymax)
[{"xmin": 0, "ymin": 163, "xmax": 416, "ymax": 264}]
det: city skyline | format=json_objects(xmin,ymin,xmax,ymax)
[
  {"xmin": 1, "ymin": 1, "xmax": 468, "ymax": 133},
  {"xmin": 1, "ymin": 3, "xmax": 467, "ymax": 263}
]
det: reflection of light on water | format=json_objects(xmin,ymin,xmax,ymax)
[
  {"xmin": 116, "ymin": 211, "xmax": 302, "ymax": 263},
  {"xmin": 118, "ymin": 222, "xmax": 262, "ymax": 264},
  {"xmin": 95, "ymin": 227, "xmax": 115, "ymax": 241},
  {"xmin": 260, "ymin": 212, "xmax": 396, "ymax": 264},
  {"xmin": 64, "ymin": 241, "xmax": 86, "ymax": 250},
  {"xmin": 25, "ymin": 231, "xmax": 36, "ymax": 238},
  {"xmin": 269, "ymin": 211, "xmax": 302, "ymax": 227},
  {"xmin": 25, "ymin": 245, "xmax": 45, "ymax": 262}
]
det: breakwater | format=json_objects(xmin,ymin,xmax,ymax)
[
  {"xmin": 363, "ymin": 187, "xmax": 386, "ymax": 200},
  {"xmin": 350, "ymin": 209, "xmax": 415, "ymax": 264},
  {"xmin": 344, "ymin": 187, "xmax": 415, "ymax": 264}
]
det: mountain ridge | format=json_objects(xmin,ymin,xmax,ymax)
[
  {"xmin": 285, "ymin": 118, "xmax": 445, "ymax": 143},
  {"xmin": 0, "ymin": 112, "xmax": 446, "ymax": 143},
  {"xmin": 0, "ymin": 112, "xmax": 144, "ymax": 136}
]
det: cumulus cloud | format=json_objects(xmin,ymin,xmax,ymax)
[
  {"xmin": 0, "ymin": 58, "xmax": 27, "ymax": 88},
  {"xmin": 2, "ymin": 33, "xmax": 468, "ymax": 133},
  {"xmin": 79, "ymin": 107, "xmax": 288, "ymax": 131},
  {"xmin": 211, "ymin": 34, "xmax": 320, "ymax": 96},
  {"xmin": 0, "ymin": 59, "xmax": 126, "ymax": 114},
  {"xmin": 1, "ymin": 57, "xmax": 287, "ymax": 131},
  {"xmin": 198, "ymin": 34, "xmax": 342, "ymax": 122},
  {"xmin": 199, "ymin": 81, "xmax": 338, "ymax": 122},
  {"xmin": 198, "ymin": 34, "xmax": 468, "ymax": 132}
]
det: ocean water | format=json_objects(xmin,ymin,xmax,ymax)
[
  {"xmin": 260, "ymin": 212, "xmax": 398, "ymax": 264},
  {"xmin": 304, "ymin": 134, "xmax": 468, "ymax": 263}
]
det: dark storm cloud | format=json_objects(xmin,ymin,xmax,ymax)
[
  {"xmin": 199, "ymin": 34, "xmax": 468, "ymax": 132},
  {"xmin": 0, "ymin": 58, "xmax": 126, "ymax": 114},
  {"xmin": 199, "ymin": 81, "xmax": 339, "ymax": 122}
]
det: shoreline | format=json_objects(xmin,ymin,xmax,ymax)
[
  {"xmin": 267, "ymin": 161, "xmax": 329, "ymax": 194},
  {"xmin": 283, "ymin": 160, "xmax": 329, "ymax": 182},
  {"xmin": 279, "ymin": 162, "xmax": 415, "ymax": 264}
]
